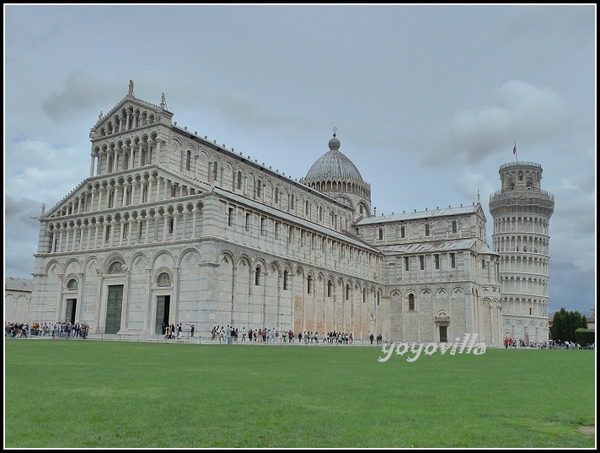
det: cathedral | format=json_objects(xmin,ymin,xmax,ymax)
[{"xmin": 28, "ymin": 82, "xmax": 552, "ymax": 346}]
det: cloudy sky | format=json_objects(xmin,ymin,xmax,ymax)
[{"xmin": 4, "ymin": 4, "xmax": 596, "ymax": 317}]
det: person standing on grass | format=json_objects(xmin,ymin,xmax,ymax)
[{"xmin": 190, "ymin": 324, "xmax": 195, "ymax": 338}]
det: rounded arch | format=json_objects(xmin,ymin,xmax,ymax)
[
  {"xmin": 64, "ymin": 258, "xmax": 83, "ymax": 275},
  {"xmin": 154, "ymin": 267, "xmax": 173, "ymax": 287},
  {"xmin": 294, "ymin": 264, "xmax": 306, "ymax": 279},
  {"xmin": 268, "ymin": 259, "xmax": 282, "ymax": 275},
  {"xmin": 149, "ymin": 250, "xmax": 175, "ymax": 269},
  {"xmin": 237, "ymin": 254, "xmax": 251, "ymax": 269},
  {"xmin": 129, "ymin": 252, "xmax": 149, "ymax": 273},
  {"xmin": 65, "ymin": 275, "xmax": 79, "ymax": 290},
  {"xmin": 178, "ymin": 247, "xmax": 201, "ymax": 271},
  {"xmin": 103, "ymin": 252, "xmax": 127, "ymax": 274},
  {"xmin": 436, "ymin": 308, "xmax": 448, "ymax": 318},
  {"xmin": 83, "ymin": 256, "xmax": 101, "ymax": 275}
]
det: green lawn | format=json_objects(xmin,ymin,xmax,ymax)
[{"xmin": 4, "ymin": 340, "xmax": 596, "ymax": 448}]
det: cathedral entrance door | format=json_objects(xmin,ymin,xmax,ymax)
[
  {"xmin": 155, "ymin": 295, "xmax": 171, "ymax": 335},
  {"xmin": 439, "ymin": 325, "xmax": 448, "ymax": 343},
  {"xmin": 105, "ymin": 285, "xmax": 124, "ymax": 334},
  {"xmin": 66, "ymin": 298, "xmax": 77, "ymax": 324}
]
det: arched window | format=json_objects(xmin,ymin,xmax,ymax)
[
  {"xmin": 67, "ymin": 279, "xmax": 78, "ymax": 290},
  {"xmin": 256, "ymin": 180, "xmax": 262, "ymax": 198},
  {"xmin": 254, "ymin": 267, "xmax": 261, "ymax": 286},
  {"xmin": 400, "ymin": 225, "xmax": 405, "ymax": 238},
  {"xmin": 108, "ymin": 261, "xmax": 122, "ymax": 274},
  {"xmin": 452, "ymin": 220, "xmax": 457, "ymax": 233},
  {"xmin": 157, "ymin": 272, "xmax": 171, "ymax": 286},
  {"xmin": 283, "ymin": 270, "xmax": 289, "ymax": 290},
  {"xmin": 237, "ymin": 171, "xmax": 242, "ymax": 190},
  {"xmin": 378, "ymin": 228, "xmax": 383, "ymax": 240},
  {"xmin": 307, "ymin": 275, "xmax": 312, "ymax": 294},
  {"xmin": 409, "ymin": 294, "xmax": 415, "ymax": 311},
  {"xmin": 346, "ymin": 284, "xmax": 351, "ymax": 300},
  {"xmin": 327, "ymin": 280, "xmax": 333, "ymax": 298},
  {"xmin": 185, "ymin": 150, "xmax": 191, "ymax": 170}
]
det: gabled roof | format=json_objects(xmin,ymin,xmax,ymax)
[
  {"xmin": 90, "ymin": 92, "xmax": 172, "ymax": 134},
  {"xmin": 357, "ymin": 204, "xmax": 485, "ymax": 225},
  {"xmin": 213, "ymin": 187, "xmax": 380, "ymax": 254},
  {"xmin": 377, "ymin": 238, "xmax": 498, "ymax": 256},
  {"xmin": 42, "ymin": 162, "xmax": 212, "ymax": 219},
  {"xmin": 5, "ymin": 277, "xmax": 33, "ymax": 292}
]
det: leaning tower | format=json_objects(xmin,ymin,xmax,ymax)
[{"xmin": 489, "ymin": 161, "xmax": 554, "ymax": 345}]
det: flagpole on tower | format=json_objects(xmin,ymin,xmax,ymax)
[{"xmin": 513, "ymin": 142, "xmax": 518, "ymax": 162}]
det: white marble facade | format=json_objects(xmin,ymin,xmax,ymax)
[{"xmin": 27, "ymin": 83, "xmax": 549, "ymax": 347}]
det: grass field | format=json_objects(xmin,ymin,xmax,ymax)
[{"xmin": 4, "ymin": 339, "xmax": 596, "ymax": 448}]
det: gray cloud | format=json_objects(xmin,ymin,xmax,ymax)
[
  {"xmin": 4, "ymin": 4, "xmax": 595, "ymax": 317},
  {"xmin": 424, "ymin": 81, "xmax": 570, "ymax": 165}
]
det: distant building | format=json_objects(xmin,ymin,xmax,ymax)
[
  {"xmin": 5, "ymin": 277, "xmax": 33, "ymax": 322},
  {"xmin": 586, "ymin": 308, "xmax": 595, "ymax": 331},
  {"xmin": 20, "ymin": 82, "xmax": 554, "ymax": 345}
]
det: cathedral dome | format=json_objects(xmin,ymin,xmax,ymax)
[{"xmin": 305, "ymin": 133, "xmax": 364, "ymax": 182}]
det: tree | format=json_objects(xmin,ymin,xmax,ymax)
[{"xmin": 550, "ymin": 308, "xmax": 588, "ymax": 343}]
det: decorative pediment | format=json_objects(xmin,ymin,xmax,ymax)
[
  {"xmin": 90, "ymin": 83, "xmax": 173, "ymax": 141},
  {"xmin": 474, "ymin": 203, "xmax": 487, "ymax": 222},
  {"xmin": 44, "ymin": 179, "xmax": 89, "ymax": 219}
]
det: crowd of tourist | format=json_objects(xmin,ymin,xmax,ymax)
[
  {"xmin": 209, "ymin": 325, "xmax": 358, "ymax": 345},
  {"xmin": 7, "ymin": 320, "xmax": 593, "ymax": 349},
  {"xmin": 5, "ymin": 321, "xmax": 89, "ymax": 339},
  {"xmin": 503, "ymin": 337, "xmax": 591, "ymax": 349}
]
